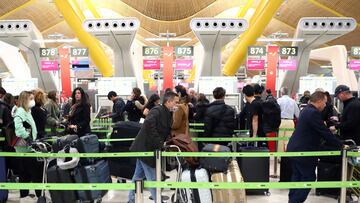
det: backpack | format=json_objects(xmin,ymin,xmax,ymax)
[{"xmin": 262, "ymin": 97, "xmax": 281, "ymax": 133}]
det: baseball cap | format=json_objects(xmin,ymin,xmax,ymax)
[{"xmin": 334, "ymin": 85, "xmax": 350, "ymax": 97}]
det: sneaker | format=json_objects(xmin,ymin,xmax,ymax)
[{"xmin": 20, "ymin": 196, "xmax": 36, "ymax": 202}]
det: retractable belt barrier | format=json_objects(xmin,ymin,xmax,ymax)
[
  {"xmin": 44, "ymin": 128, "xmax": 295, "ymax": 134},
  {"xmin": 0, "ymin": 149, "xmax": 358, "ymax": 203},
  {"xmin": 36, "ymin": 137, "xmax": 291, "ymax": 143},
  {"xmin": 0, "ymin": 151, "xmax": 343, "ymax": 158},
  {"xmin": 0, "ymin": 181, "xmax": 359, "ymax": 190}
]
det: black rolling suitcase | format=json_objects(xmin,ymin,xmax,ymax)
[
  {"xmin": 237, "ymin": 146, "xmax": 270, "ymax": 195},
  {"xmin": 0, "ymin": 156, "xmax": 8, "ymax": 203},
  {"xmin": 315, "ymin": 161, "xmax": 341, "ymax": 198},
  {"xmin": 111, "ymin": 121, "xmax": 141, "ymax": 148},
  {"xmin": 279, "ymin": 157, "xmax": 292, "ymax": 182},
  {"xmin": 47, "ymin": 166, "xmax": 77, "ymax": 203},
  {"xmin": 75, "ymin": 134, "xmax": 100, "ymax": 165},
  {"xmin": 74, "ymin": 160, "xmax": 112, "ymax": 201},
  {"xmin": 108, "ymin": 121, "xmax": 140, "ymax": 179},
  {"xmin": 108, "ymin": 146, "xmax": 136, "ymax": 179}
]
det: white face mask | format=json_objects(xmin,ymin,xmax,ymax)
[{"xmin": 29, "ymin": 100, "xmax": 35, "ymax": 108}]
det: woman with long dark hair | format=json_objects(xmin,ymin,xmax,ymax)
[
  {"xmin": 67, "ymin": 87, "xmax": 91, "ymax": 137},
  {"xmin": 124, "ymin": 87, "xmax": 146, "ymax": 122},
  {"xmin": 143, "ymin": 94, "xmax": 160, "ymax": 117}
]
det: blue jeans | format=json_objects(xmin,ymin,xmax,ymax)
[
  {"xmin": 128, "ymin": 159, "xmax": 157, "ymax": 203},
  {"xmin": 288, "ymin": 158, "xmax": 317, "ymax": 203}
]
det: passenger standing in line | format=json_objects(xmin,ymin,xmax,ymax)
[
  {"xmin": 172, "ymin": 92, "xmax": 190, "ymax": 136},
  {"xmin": 31, "ymin": 89, "xmax": 57, "ymax": 139},
  {"xmin": 14, "ymin": 91, "xmax": 43, "ymax": 200},
  {"xmin": 107, "ymin": 91, "xmax": 125, "ymax": 123},
  {"xmin": 330, "ymin": 85, "xmax": 360, "ymax": 188},
  {"xmin": 193, "ymin": 93, "xmax": 209, "ymax": 123},
  {"xmin": 277, "ymin": 87, "xmax": 300, "ymax": 152},
  {"xmin": 242, "ymin": 85, "xmax": 264, "ymax": 140},
  {"xmin": 287, "ymin": 91, "xmax": 344, "ymax": 203},
  {"xmin": 143, "ymin": 94, "xmax": 160, "ymax": 117},
  {"xmin": 11, "ymin": 95, "xmax": 19, "ymax": 117},
  {"xmin": 44, "ymin": 90, "xmax": 61, "ymax": 130},
  {"xmin": 66, "ymin": 87, "xmax": 91, "ymax": 137},
  {"xmin": 299, "ymin": 90, "xmax": 311, "ymax": 105},
  {"xmin": 204, "ymin": 87, "xmax": 235, "ymax": 146},
  {"xmin": 188, "ymin": 88, "xmax": 197, "ymax": 122},
  {"xmin": 331, "ymin": 85, "xmax": 360, "ymax": 145},
  {"xmin": 0, "ymin": 87, "xmax": 6, "ymax": 101},
  {"xmin": 128, "ymin": 92, "xmax": 179, "ymax": 203},
  {"xmin": 124, "ymin": 87, "xmax": 146, "ymax": 122},
  {"xmin": 322, "ymin": 91, "xmax": 338, "ymax": 127},
  {"xmin": 0, "ymin": 93, "xmax": 13, "ymax": 148}
]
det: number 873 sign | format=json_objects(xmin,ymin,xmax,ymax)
[{"xmin": 247, "ymin": 46, "xmax": 298, "ymax": 57}]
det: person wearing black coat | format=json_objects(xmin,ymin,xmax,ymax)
[
  {"xmin": 331, "ymin": 85, "xmax": 360, "ymax": 145},
  {"xmin": 67, "ymin": 87, "xmax": 91, "ymax": 137},
  {"xmin": 0, "ymin": 98, "xmax": 13, "ymax": 149},
  {"xmin": 204, "ymin": 87, "xmax": 235, "ymax": 146},
  {"xmin": 31, "ymin": 89, "xmax": 58, "ymax": 139},
  {"xmin": 107, "ymin": 91, "xmax": 125, "ymax": 123},
  {"xmin": 128, "ymin": 92, "xmax": 179, "ymax": 203},
  {"xmin": 124, "ymin": 87, "xmax": 146, "ymax": 122},
  {"xmin": 193, "ymin": 93, "xmax": 209, "ymax": 123},
  {"xmin": 287, "ymin": 91, "xmax": 343, "ymax": 203}
]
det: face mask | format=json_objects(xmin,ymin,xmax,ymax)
[{"xmin": 29, "ymin": 100, "xmax": 35, "ymax": 108}]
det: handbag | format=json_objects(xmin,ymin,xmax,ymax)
[{"xmin": 13, "ymin": 116, "xmax": 33, "ymax": 147}]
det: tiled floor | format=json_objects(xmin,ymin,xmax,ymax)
[{"xmin": 5, "ymin": 159, "xmax": 356, "ymax": 203}]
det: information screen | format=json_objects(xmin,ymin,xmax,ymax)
[
  {"xmin": 2, "ymin": 78, "xmax": 38, "ymax": 95},
  {"xmin": 198, "ymin": 77, "xmax": 238, "ymax": 95},
  {"xmin": 299, "ymin": 77, "xmax": 337, "ymax": 94},
  {"xmin": 96, "ymin": 77, "xmax": 137, "ymax": 95}
]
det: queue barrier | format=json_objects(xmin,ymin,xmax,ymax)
[
  {"xmin": 0, "ymin": 149, "xmax": 358, "ymax": 203},
  {"xmin": 43, "ymin": 128, "xmax": 295, "ymax": 134},
  {"xmin": 0, "ymin": 181, "xmax": 360, "ymax": 190},
  {"xmin": 0, "ymin": 151, "xmax": 347, "ymax": 158}
]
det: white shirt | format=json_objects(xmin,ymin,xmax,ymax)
[{"xmin": 277, "ymin": 95, "xmax": 300, "ymax": 119}]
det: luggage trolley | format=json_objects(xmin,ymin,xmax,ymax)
[
  {"xmin": 30, "ymin": 138, "xmax": 56, "ymax": 203},
  {"xmin": 163, "ymin": 145, "xmax": 188, "ymax": 203}
]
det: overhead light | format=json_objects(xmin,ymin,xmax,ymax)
[
  {"xmin": 320, "ymin": 65, "xmax": 333, "ymax": 69},
  {"xmin": 145, "ymin": 37, "xmax": 192, "ymax": 42},
  {"xmin": 257, "ymin": 38, "xmax": 304, "ymax": 42},
  {"xmin": 33, "ymin": 38, "xmax": 79, "ymax": 43}
]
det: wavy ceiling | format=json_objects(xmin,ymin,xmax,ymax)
[
  {"xmin": 121, "ymin": 0, "xmax": 217, "ymax": 21},
  {"xmin": 91, "ymin": 0, "xmax": 244, "ymax": 37}
]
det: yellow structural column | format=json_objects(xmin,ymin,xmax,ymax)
[
  {"xmin": 223, "ymin": 0, "xmax": 283, "ymax": 76},
  {"xmin": 84, "ymin": 0, "xmax": 101, "ymax": 19},
  {"xmin": 54, "ymin": 0, "xmax": 113, "ymax": 77},
  {"xmin": 236, "ymin": 0, "xmax": 254, "ymax": 18}
]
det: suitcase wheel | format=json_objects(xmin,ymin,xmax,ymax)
[{"xmin": 265, "ymin": 191, "xmax": 271, "ymax": 196}]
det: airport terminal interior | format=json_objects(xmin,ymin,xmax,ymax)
[{"xmin": 1, "ymin": 0, "xmax": 360, "ymax": 203}]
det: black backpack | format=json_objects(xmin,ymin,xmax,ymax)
[{"xmin": 262, "ymin": 97, "xmax": 281, "ymax": 133}]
